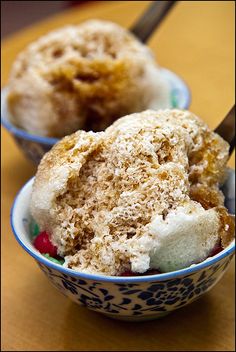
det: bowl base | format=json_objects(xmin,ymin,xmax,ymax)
[{"xmin": 102, "ymin": 311, "xmax": 171, "ymax": 322}]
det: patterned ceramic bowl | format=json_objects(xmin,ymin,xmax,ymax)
[
  {"xmin": 10, "ymin": 169, "xmax": 235, "ymax": 321},
  {"xmin": 2, "ymin": 68, "xmax": 190, "ymax": 165}
]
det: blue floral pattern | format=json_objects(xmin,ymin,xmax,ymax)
[
  {"xmin": 14, "ymin": 136, "xmax": 52, "ymax": 164},
  {"xmin": 36, "ymin": 253, "xmax": 234, "ymax": 320}
]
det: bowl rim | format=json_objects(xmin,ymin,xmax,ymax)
[
  {"xmin": 1, "ymin": 67, "xmax": 191, "ymax": 146},
  {"xmin": 11, "ymin": 177, "xmax": 235, "ymax": 283},
  {"xmin": 1, "ymin": 87, "xmax": 59, "ymax": 145}
]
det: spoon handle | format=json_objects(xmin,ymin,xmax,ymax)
[
  {"xmin": 215, "ymin": 105, "xmax": 235, "ymax": 155},
  {"xmin": 130, "ymin": 1, "xmax": 176, "ymax": 43}
]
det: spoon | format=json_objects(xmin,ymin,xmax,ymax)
[
  {"xmin": 132, "ymin": 1, "xmax": 235, "ymax": 156},
  {"xmin": 221, "ymin": 167, "xmax": 235, "ymax": 214},
  {"xmin": 131, "ymin": 1, "xmax": 176, "ymax": 43},
  {"xmin": 133, "ymin": 2, "xmax": 236, "ymax": 215},
  {"xmin": 215, "ymin": 105, "xmax": 235, "ymax": 155},
  {"xmin": 215, "ymin": 106, "xmax": 235, "ymax": 214}
]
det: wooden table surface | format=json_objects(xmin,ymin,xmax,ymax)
[{"xmin": 1, "ymin": 1, "xmax": 235, "ymax": 351}]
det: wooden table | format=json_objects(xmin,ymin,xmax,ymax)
[{"xmin": 2, "ymin": 1, "xmax": 235, "ymax": 351}]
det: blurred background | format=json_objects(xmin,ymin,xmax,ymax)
[{"xmin": 1, "ymin": 1, "xmax": 88, "ymax": 38}]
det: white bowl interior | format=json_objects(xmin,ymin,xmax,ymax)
[
  {"xmin": 160, "ymin": 68, "xmax": 191, "ymax": 109},
  {"xmin": 12, "ymin": 179, "xmax": 37, "ymax": 255}
]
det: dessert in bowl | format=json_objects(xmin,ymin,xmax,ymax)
[
  {"xmin": 2, "ymin": 20, "xmax": 190, "ymax": 164},
  {"xmin": 11, "ymin": 109, "xmax": 235, "ymax": 321}
]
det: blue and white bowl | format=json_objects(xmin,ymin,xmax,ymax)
[
  {"xmin": 2, "ymin": 68, "xmax": 191, "ymax": 165},
  {"xmin": 10, "ymin": 173, "xmax": 234, "ymax": 322}
]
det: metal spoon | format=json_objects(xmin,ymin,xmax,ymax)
[
  {"xmin": 215, "ymin": 106, "xmax": 235, "ymax": 213},
  {"xmin": 132, "ymin": 1, "xmax": 235, "ymax": 157},
  {"xmin": 215, "ymin": 105, "xmax": 235, "ymax": 155},
  {"xmin": 221, "ymin": 168, "xmax": 235, "ymax": 214},
  {"xmin": 131, "ymin": 1, "xmax": 235, "ymax": 214},
  {"xmin": 131, "ymin": 1, "xmax": 176, "ymax": 43}
]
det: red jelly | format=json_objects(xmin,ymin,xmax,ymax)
[
  {"xmin": 120, "ymin": 269, "xmax": 161, "ymax": 276},
  {"xmin": 120, "ymin": 270, "xmax": 139, "ymax": 277},
  {"xmin": 209, "ymin": 242, "xmax": 223, "ymax": 257},
  {"xmin": 33, "ymin": 231, "xmax": 58, "ymax": 257}
]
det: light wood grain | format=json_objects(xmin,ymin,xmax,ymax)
[{"xmin": 1, "ymin": 1, "xmax": 235, "ymax": 351}]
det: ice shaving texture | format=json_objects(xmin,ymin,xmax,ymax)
[
  {"xmin": 7, "ymin": 20, "xmax": 170, "ymax": 137},
  {"xmin": 30, "ymin": 109, "xmax": 234, "ymax": 275}
]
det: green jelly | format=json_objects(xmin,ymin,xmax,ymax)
[
  {"xmin": 42, "ymin": 253, "xmax": 65, "ymax": 265},
  {"xmin": 29, "ymin": 220, "xmax": 40, "ymax": 239},
  {"xmin": 171, "ymin": 89, "xmax": 179, "ymax": 108}
]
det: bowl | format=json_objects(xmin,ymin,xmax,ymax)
[
  {"xmin": 2, "ymin": 68, "xmax": 191, "ymax": 165},
  {"xmin": 10, "ymin": 170, "xmax": 234, "ymax": 321}
]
